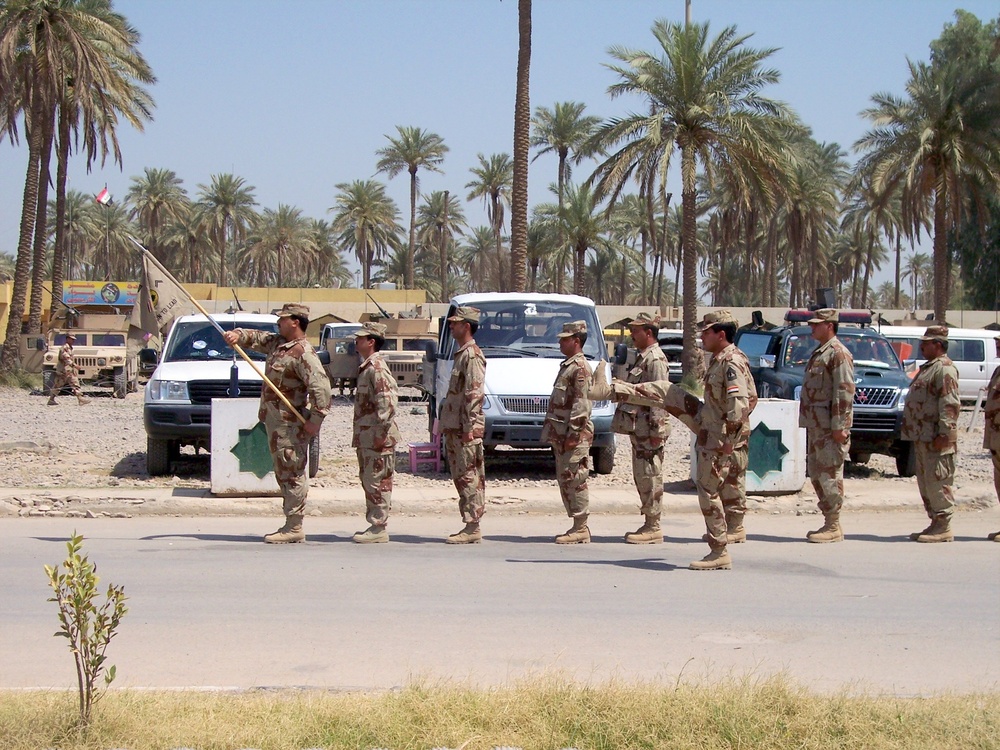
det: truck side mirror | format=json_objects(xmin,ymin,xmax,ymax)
[
  {"xmin": 138, "ymin": 348, "xmax": 158, "ymax": 366},
  {"xmin": 614, "ymin": 342, "xmax": 629, "ymax": 366},
  {"xmin": 758, "ymin": 354, "xmax": 776, "ymax": 369},
  {"xmin": 316, "ymin": 349, "xmax": 331, "ymax": 365},
  {"xmin": 35, "ymin": 338, "xmax": 46, "ymax": 351}
]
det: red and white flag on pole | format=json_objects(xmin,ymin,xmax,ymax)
[{"xmin": 95, "ymin": 187, "xmax": 112, "ymax": 205}]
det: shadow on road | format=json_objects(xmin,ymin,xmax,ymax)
[{"xmin": 506, "ymin": 557, "xmax": 678, "ymax": 572}]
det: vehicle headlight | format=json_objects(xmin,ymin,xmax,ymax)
[
  {"xmin": 148, "ymin": 379, "xmax": 189, "ymax": 401},
  {"xmin": 792, "ymin": 385, "xmax": 802, "ymax": 401},
  {"xmin": 111, "ymin": 355, "xmax": 124, "ymax": 364},
  {"xmin": 482, "ymin": 396, "xmax": 492, "ymax": 411},
  {"xmin": 896, "ymin": 387, "xmax": 908, "ymax": 410},
  {"xmin": 97, "ymin": 357, "xmax": 107, "ymax": 366}
]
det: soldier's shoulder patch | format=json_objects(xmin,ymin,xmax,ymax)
[{"xmin": 726, "ymin": 366, "xmax": 737, "ymax": 381}]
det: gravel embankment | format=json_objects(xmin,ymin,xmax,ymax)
[{"xmin": 2, "ymin": 384, "xmax": 995, "ymax": 495}]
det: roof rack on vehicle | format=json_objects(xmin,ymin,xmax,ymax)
[{"xmin": 784, "ymin": 309, "xmax": 873, "ymax": 326}]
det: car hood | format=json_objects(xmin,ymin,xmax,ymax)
[
  {"xmin": 150, "ymin": 359, "xmax": 264, "ymax": 383},
  {"xmin": 483, "ymin": 357, "xmax": 600, "ymax": 396}
]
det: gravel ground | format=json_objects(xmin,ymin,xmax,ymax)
[{"xmin": 2, "ymin": 383, "xmax": 996, "ymax": 495}]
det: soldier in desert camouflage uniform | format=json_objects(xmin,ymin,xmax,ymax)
[
  {"xmin": 439, "ymin": 306, "xmax": 487, "ymax": 544},
  {"xmin": 614, "ymin": 312, "xmax": 671, "ymax": 544},
  {"xmin": 351, "ymin": 322, "xmax": 401, "ymax": 544},
  {"xmin": 901, "ymin": 325, "xmax": 961, "ymax": 543},
  {"xmin": 224, "ymin": 303, "xmax": 331, "ymax": 544},
  {"xmin": 799, "ymin": 308, "xmax": 855, "ymax": 543},
  {"xmin": 542, "ymin": 321, "xmax": 594, "ymax": 544},
  {"xmin": 593, "ymin": 310, "xmax": 757, "ymax": 570},
  {"xmin": 985, "ymin": 334, "xmax": 1000, "ymax": 543},
  {"xmin": 47, "ymin": 333, "xmax": 90, "ymax": 406}
]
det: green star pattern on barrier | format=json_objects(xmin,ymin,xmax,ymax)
[
  {"xmin": 747, "ymin": 421, "xmax": 789, "ymax": 479},
  {"xmin": 230, "ymin": 421, "xmax": 275, "ymax": 479}
]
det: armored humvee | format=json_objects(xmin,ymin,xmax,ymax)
[{"xmin": 36, "ymin": 314, "xmax": 143, "ymax": 399}]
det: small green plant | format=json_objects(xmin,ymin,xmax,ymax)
[{"xmin": 44, "ymin": 532, "xmax": 127, "ymax": 728}]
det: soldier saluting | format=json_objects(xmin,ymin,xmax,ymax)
[{"xmin": 799, "ymin": 308, "xmax": 855, "ymax": 543}]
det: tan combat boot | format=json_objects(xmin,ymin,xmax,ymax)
[
  {"xmin": 989, "ymin": 531, "xmax": 1000, "ymax": 542},
  {"xmin": 908, "ymin": 521, "xmax": 936, "ymax": 541},
  {"xmin": 555, "ymin": 514, "xmax": 591, "ymax": 544},
  {"xmin": 806, "ymin": 514, "xmax": 843, "ymax": 543},
  {"xmin": 446, "ymin": 522, "xmax": 482, "ymax": 544},
  {"xmin": 689, "ymin": 547, "xmax": 732, "ymax": 570},
  {"xmin": 353, "ymin": 525, "xmax": 389, "ymax": 544},
  {"xmin": 625, "ymin": 514, "xmax": 663, "ymax": 544},
  {"xmin": 46, "ymin": 396, "xmax": 57, "ymax": 406},
  {"xmin": 263, "ymin": 515, "xmax": 305, "ymax": 544},
  {"xmin": 726, "ymin": 513, "xmax": 747, "ymax": 544},
  {"xmin": 76, "ymin": 394, "xmax": 91, "ymax": 405},
  {"xmin": 916, "ymin": 517, "xmax": 953, "ymax": 543}
]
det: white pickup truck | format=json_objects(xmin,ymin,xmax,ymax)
[
  {"xmin": 143, "ymin": 312, "xmax": 321, "ymax": 477},
  {"xmin": 429, "ymin": 293, "xmax": 616, "ymax": 473}
]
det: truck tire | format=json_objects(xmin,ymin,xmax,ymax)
[
  {"xmin": 113, "ymin": 366, "xmax": 127, "ymax": 399},
  {"xmin": 895, "ymin": 441, "xmax": 917, "ymax": 478},
  {"xmin": 147, "ymin": 437, "xmax": 172, "ymax": 476},
  {"xmin": 42, "ymin": 369, "xmax": 55, "ymax": 396},
  {"xmin": 592, "ymin": 445, "xmax": 615, "ymax": 475},
  {"xmin": 308, "ymin": 434, "xmax": 320, "ymax": 479}
]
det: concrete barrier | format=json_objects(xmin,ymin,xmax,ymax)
[{"xmin": 210, "ymin": 398, "xmax": 280, "ymax": 496}]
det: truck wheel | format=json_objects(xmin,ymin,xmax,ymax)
[
  {"xmin": 113, "ymin": 367, "xmax": 127, "ymax": 399},
  {"xmin": 308, "ymin": 435, "xmax": 320, "ymax": 479},
  {"xmin": 42, "ymin": 369, "xmax": 55, "ymax": 396},
  {"xmin": 592, "ymin": 445, "xmax": 615, "ymax": 475},
  {"xmin": 895, "ymin": 441, "xmax": 917, "ymax": 478},
  {"xmin": 147, "ymin": 437, "xmax": 172, "ymax": 476}
]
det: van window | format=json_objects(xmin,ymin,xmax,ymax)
[
  {"xmin": 164, "ymin": 320, "xmax": 277, "ymax": 362},
  {"xmin": 949, "ymin": 339, "xmax": 984, "ymax": 363},
  {"xmin": 737, "ymin": 332, "xmax": 776, "ymax": 360},
  {"xmin": 456, "ymin": 300, "xmax": 605, "ymax": 359}
]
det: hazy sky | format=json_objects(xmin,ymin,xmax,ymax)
[{"xmin": 1, "ymin": 0, "xmax": 995, "ymax": 286}]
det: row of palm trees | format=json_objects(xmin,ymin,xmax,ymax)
[{"xmin": 2, "ymin": 4, "xmax": 998, "ymax": 377}]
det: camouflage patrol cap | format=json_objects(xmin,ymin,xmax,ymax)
[
  {"xmin": 920, "ymin": 325, "xmax": 949, "ymax": 342},
  {"xmin": 627, "ymin": 311, "xmax": 661, "ymax": 330},
  {"xmin": 696, "ymin": 309, "xmax": 738, "ymax": 331},
  {"xmin": 557, "ymin": 320, "xmax": 588, "ymax": 338},
  {"xmin": 447, "ymin": 306, "xmax": 480, "ymax": 324},
  {"xmin": 354, "ymin": 321, "xmax": 387, "ymax": 340},
  {"xmin": 65, "ymin": 332, "xmax": 77, "ymax": 340},
  {"xmin": 277, "ymin": 303, "xmax": 310, "ymax": 320},
  {"xmin": 807, "ymin": 308, "xmax": 839, "ymax": 324}
]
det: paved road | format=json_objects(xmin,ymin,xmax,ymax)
[{"xmin": 2, "ymin": 512, "xmax": 998, "ymax": 696}]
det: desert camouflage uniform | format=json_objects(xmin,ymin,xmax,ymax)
[
  {"xmin": 612, "ymin": 344, "xmax": 670, "ymax": 516},
  {"xmin": 440, "ymin": 338, "xmax": 487, "ymax": 523},
  {"xmin": 902, "ymin": 354, "xmax": 960, "ymax": 520},
  {"xmin": 542, "ymin": 350, "xmax": 594, "ymax": 517},
  {"xmin": 234, "ymin": 329, "xmax": 332, "ymax": 518},
  {"xmin": 696, "ymin": 343, "xmax": 757, "ymax": 548},
  {"xmin": 353, "ymin": 351, "xmax": 401, "ymax": 528},
  {"xmin": 799, "ymin": 336, "xmax": 855, "ymax": 517},
  {"xmin": 983, "ymin": 364, "xmax": 1000, "ymax": 503},
  {"xmin": 52, "ymin": 342, "xmax": 83, "ymax": 396}
]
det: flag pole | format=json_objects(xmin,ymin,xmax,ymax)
[{"xmin": 129, "ymin": 236, "xmax": 308, "ymax": 425}]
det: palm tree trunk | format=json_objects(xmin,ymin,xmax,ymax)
[
  {"xmin": 510, "ymin": 0, "xmax": 531, "ymax": 294},
  {"xmin": 0, "ymin": 101, "xmax": 45, "ymax": 374},
  {"xmin": 574, "ymin": 242, "xmax": 586, "ymax": 296},
  {"xmin": 28, "ymin": 115, "xmax": 55, "ymax": 334},
  {"xmin": 439, "ymin": 191, "xmax": 450, "ymax": 302},
  {"xmin": 407, "ymin": 169, "xmax": 417, "ymax": 289},
  {"xmin": 893, "ymin": 235, "xmax": 901, "ymax": 308},
  {"xmin": 50, "ymin": 107, "xmax": 72, "ymax": 324},
  {"xmin": 932, "ymin": 184, "xmax": 948, "ymax": 322},
  {"xmin": 680, "ymin": 147, "xmax": 701, "ymax": 380}
]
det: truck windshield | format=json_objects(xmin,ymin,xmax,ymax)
[
  {"xmin": 841, "ymin": 335, "xmax": 901, "ymax": 369},
  {"xmin": 164, "ymin": 321, "xmax": 278, "ymax": 362},
  {"xmin": 471, "ymin": 300, "xmax": 605, "ymax": 360}
]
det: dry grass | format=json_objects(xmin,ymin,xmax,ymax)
[
  {"xmin": 1, "ymin": 677, "xmax": 997, "ymax": 749},
  {"xmin": 0, "ymin": 367, "xmax": 41, "ymax": 391}
]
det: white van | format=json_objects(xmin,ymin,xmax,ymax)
[
  {"xmin": 879, "ymin": 325, "xmax": 1000, "ymax": 400},
  {"xmin": 430, "ymin": 293, "xmax": 617, "ymax": 473}
]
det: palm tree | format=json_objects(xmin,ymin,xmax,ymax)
[
  {"xmin": 589, "ymin": 20, "xmax": 791, "ymax": 377},
  {"xmin": 456, "ymin": 226, "xmax": 499, "ymax": 292},
  {"xmin": 466, "ymin": 152, "xmax": 513, "ymax": 291},
  {"xmin": 902, "ymin": 252, "xmax": 932, "ymax": 310},
  {"xmin": 161, "ymin": 208, "xmax": 210, "ymax": 283},
  {"xmin": 855, "ymin": 58, "xmax": 1000, "ymax": 322},
  {"xmin": 242, "ymin": 205, "xmax": 315, "ymax": 288},
  {"xmin": 127, "ymin": 168, "xmax": 189, "ymax": 263},
  {"xmin": 328, "ymin": 179, "xmax": 403, "ymax": 289},
  {"xmin": 307, "ymin": 218, "xmax": 351, "ymax": 288},
  {"xmin": 510, "ymin": 0, "xmax": 532, "ymax": 293},
  {"xmin": 0, "ymin": 0, "xmax": 154, "ymax": 370},
  {"xmin": 375, "ymin": 125, "xmax": 448, "ymax": 290},
  {"xmin": 196, "ymin": 173, "xmax": 258, "ymax": 288},
  {"xmin": 536, "ymin": 182, "xmax": 615, "ymax": 297},
  {"xmin": 416, "ymin": 190, "xmax": 466, "ymax": 302}
]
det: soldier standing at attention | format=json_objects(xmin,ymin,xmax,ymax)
[
  {"xmin": 440, "ymin": 306, "xmax": 487, "ymax": 544},
  {"xmin": 223, "ymin": 303, "xmax": 331, "ymax": 544},
  {"xmin": 351, "ymin": 322, "xmax": 401, "ymax": 544},
  {"xmin": 799, "ymin": 308, "xmax": 855, "ymax": 543},
  {"xmin": 615, "ymin": 313, "xmax": 671, "ymax": 544},
  {"xmin": 901, "ymin": 325, "xmax": 961, "ymax": 543},
  {"xmin": 47, "ymin": 332, "xmax": 90, "ymax": 406},
  {"xmin": 984, "ymin": 334, "xmax": 1000, "ymax": 542},
  {"xmin": 542, "ymin": 321, "xmax": 594, "ymax": 544}
]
